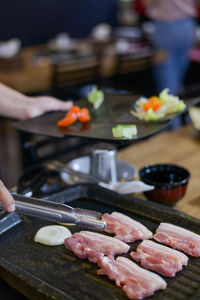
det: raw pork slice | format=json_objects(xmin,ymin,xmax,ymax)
[
  {"xmin": 102, "ymin": 212, "xmax": 153, "ymax": 242},
  {"xmin": 65, "ymin": 231, "xmax": 130, "ymax": 264},
  {"xmin": 98, "ymin": 256, "xmax": 167, "ymax": 300},
  {"xmin": 154, "ymin": 223, "xmax": 200, "ymax": 257},
  {"xmin": 130, "ymin": 240, "xmax": 188, "ymax": 277}
]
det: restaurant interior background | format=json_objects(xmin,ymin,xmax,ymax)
[{"xmin": 1, "ymin": 0, "xmax": 200, "ymax": 188}]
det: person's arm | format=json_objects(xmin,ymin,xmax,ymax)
[
  {"xmin": 0, "ymin": 180, "xmax": 15, "ymax": 212},
  {"xmin": 0, "ymin": 83, "xmax": 73, "ymax": 212},
  {"xmin": 0, "ymin": 82, "xmax": 73, "ymax": 120}
]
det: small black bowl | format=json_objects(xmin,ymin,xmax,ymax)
[{"xmin": 139, "ymin": 164, "xmax": 190, "ymax": 205}]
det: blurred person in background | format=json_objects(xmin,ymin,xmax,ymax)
[
  {"xmin": 0, "ymin": 82, "xmax": 73, "ymax": 212},
  {"xmin": 142, "ymin": 0, "xmax": 198, "ymax": 95}
]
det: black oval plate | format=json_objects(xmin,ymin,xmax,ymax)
[{"xmin": 12, "ymin": 93, "xmax": 200, "ymax": 143}]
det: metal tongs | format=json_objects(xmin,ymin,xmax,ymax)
[{"xmin": 0, "ymin": 194, "xmax": 106, "ymax": 231}]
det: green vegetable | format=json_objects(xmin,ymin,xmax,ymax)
[
  {"xmin": 112, "ymin": 124, "xmax": 137, "ymax": 139},
  {"xmin": 159, "ymin": 88, "xmax": 179, "ymax": 103},
  {"xmin": 88, "ymin": 85, "xmax": 104, "ymax": 110},
  {"xmin": 145, "ymin": 108, "xmax": 163, "ymax": 121},
  {"xmin": 159, "ymin": 88, "xmax": 186, "ymax": 111},
  {"xmin": 189, "ymin": 107, "xmax": 200, "ymax": 130},
  {"xmin": 176, "ymin": 100, "xmax": 186, "ymax": 112},
  {"xmin": 132, "ymin": 88, "xmax": 186, "ymax": 121}
]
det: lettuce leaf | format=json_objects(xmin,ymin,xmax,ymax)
[{"xmin": 87, "ymin": 85, "xmax": 104, "ymax": 110}]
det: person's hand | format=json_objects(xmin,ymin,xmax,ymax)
[
  {"xmin": 20, "ymin": 95, "xmax": 73, "ymax": 120},
  {"xmin": 0, "ymin": 83, "xmax": 73, "ymax": 120},
  {"xmin": 0, "ymin": 180, "xmax": 15, "ymax": 212}
]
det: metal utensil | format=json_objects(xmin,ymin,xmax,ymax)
[
  {"xmin": 90, "ymin": 143, "xmax": 117, "ymax": 183},
  {"xmin": 45, "ymin": 160, "xmax": 101, "ymax": 183},
  {"xmin": 0, "ymin": 194, "xmax": 106, "ymax": 231},
  {"xmin": 46, "ymin": 143, "xmax": 118, "ymax": 185}
]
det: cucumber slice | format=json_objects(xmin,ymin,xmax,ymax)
[{"xmin": 112, "ymin": 124, "xmax": 137, "ymax": 139}]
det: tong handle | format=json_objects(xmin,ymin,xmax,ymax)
[{"xmin": 11, "ymin": 194, "xmax": 77, "ymax": 223}]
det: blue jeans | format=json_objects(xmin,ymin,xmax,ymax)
[{"xmin": 152, "ymin": 18, "xmax": 196, "ymax": 95}]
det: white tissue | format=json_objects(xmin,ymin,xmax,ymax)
[{"xmin": 0, "ymin": 38, "xmax": 21, "ymax": 58}]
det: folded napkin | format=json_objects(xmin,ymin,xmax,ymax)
[{"xmin": 99, "ymin": 180, "xmax": 154, "ymax": 194}]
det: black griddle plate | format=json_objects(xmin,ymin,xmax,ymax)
[
  {"xmin": 1, "ymin": 184, "xmax": 200, "ymax": 300},
  {"xmin": 12, "ymin": 94, "xmax": 200, "ymax": 143}
]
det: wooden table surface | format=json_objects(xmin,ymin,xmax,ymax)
[
  {"xmin": 117, "ymin": 124, "xmax": 200, "ymax": 219},
  {"xmin": 0, "ymin": 45, "xmax": 54, "ymax": 94}
]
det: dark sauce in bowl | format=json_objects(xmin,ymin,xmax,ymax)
[
  {"xmin": 139, "ymin": 164, "xmax": 190, "ymax": 205},
  {"xmin": 146, "ymin": 171, "xmax": 180, "ymax": 184},
  {"xmin": 140, "ymin": 164, "xmax": 190, "ymax": 188}
]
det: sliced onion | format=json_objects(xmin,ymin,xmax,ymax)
[{"xmin": 34, "ymin": 225, "xmax": 72, "ymax": 246}]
